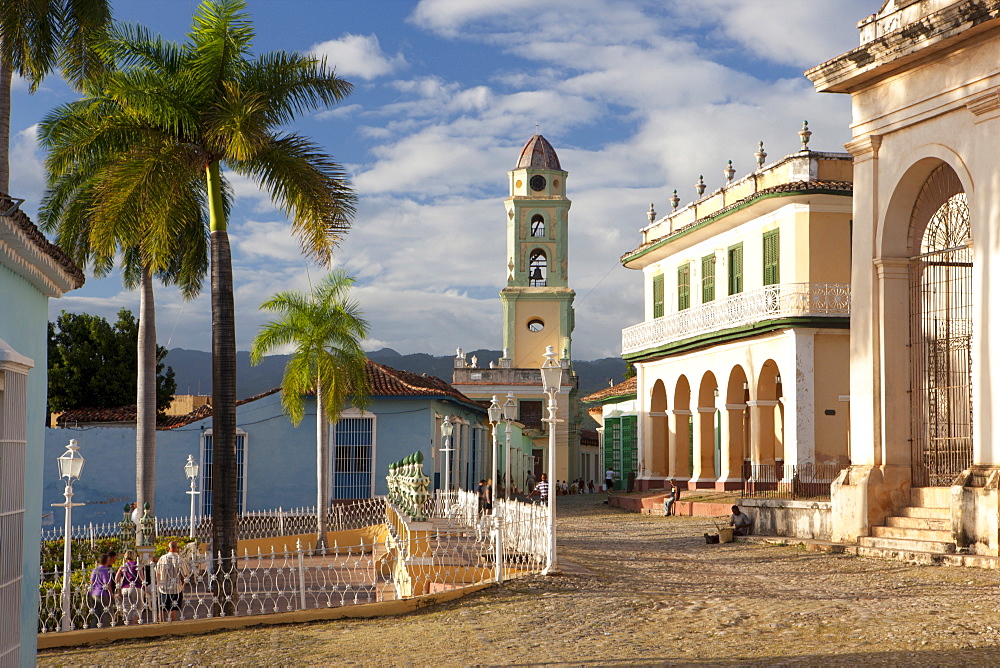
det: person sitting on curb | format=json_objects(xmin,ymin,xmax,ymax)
[
  {"xmin": 662, "ymin": 479, "xmax": 680, "ymax": 517},
  {"xmin": 730, "ymin": 505, "xmax": 753, "ymax": 536}
]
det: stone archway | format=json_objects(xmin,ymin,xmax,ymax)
[
  {"xmin": 648, "ymin": 379, "xmax": 668, "ymax": 481},
  {"xmin": 671, "ymin": 375, "xmax": 692, "ymax": 485},
  {"xmin": 719, "ymin": 366, "xmax": 749, "ymax": 490},
  {"xmin": 692, "ymin": 372, "xmax": 719, "ymax": 488},
  {"xmin": 907, "ymin": 165, "xmax": 973, "ymax": 486},
  {"xmin": 750, "ymin": 360, "xmax": 783, "ymax": 485}
]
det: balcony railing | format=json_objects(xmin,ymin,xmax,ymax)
[{"xmin": 622, "ymin": 282, "xmax": 850, "ymax": 356}]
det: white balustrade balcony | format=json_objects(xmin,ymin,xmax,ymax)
[{"xmin": 622, "ymin": 282, "xmax": 850, "ymax": 356}]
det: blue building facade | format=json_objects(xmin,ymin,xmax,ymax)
[
  {"xmin": 43, "ymin": 362, "xmax": 490, "ymax": 524},
  {"xmin": 0, "ymin": 208, "xmax": 83, "ymax": 667}
]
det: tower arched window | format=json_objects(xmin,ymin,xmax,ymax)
[
  {"xmin": 529, "ymin": 250, "xmax": 547, "ymax": 287},
  {"xmin": 530, "ymin": 214, "xmax": 546, "ymax": 237}
]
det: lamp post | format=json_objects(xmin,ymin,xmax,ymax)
[
  {"xmin": 185, "ymin": 454, "xmax": 201, "ymax": 539},
  {"xmin": 52, "ymin": 439, "xmax": 85, "ymax": 632},
  {"xmin": 440, "ymin": 415, "xmax": 454, "ymax": 510},
  {"xmin": 502, "ymin": 392, "xmax": 517, "ymax": 499},
  {"xmin": 488, "ymin": 396, "xmax": 501, "ymax": 493},
  {"xmin": 540, "ymin": 345, "xmax": 564, "ymax": 574}
]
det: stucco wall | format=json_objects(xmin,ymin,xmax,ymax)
[{"xmin": 740, "ymin": 498, "xmax": 832, "ymax": 541}]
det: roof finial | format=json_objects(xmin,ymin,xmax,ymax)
[
  {"xmin": 695, "ymin": 175, "xmax": 706, "ymax": 197},
  {"xmin": 799, "ymin": 120, "xmax": 812, "ymax": 151},
  {"xmin": 670, "ymin": 189, "xmax": 680, "ymax": 210},
  {"xmin": 723, "ymin": 159, "xmax": 736, "ymax": 183},
  {"xmin": 755, "ymin": 141, "xmax": 767, "ymax": 169},
  {"xmin": 647, "ymin": 203, "xmax": 656, "ymax": 224}
]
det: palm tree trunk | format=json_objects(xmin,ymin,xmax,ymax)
[
  {"xmin": 0, "ymin": 58, "xmax": 12, "ymax": 195},
  {"xmin": 207, "ymin": 161, "xmax": 237, "ymax": 616},
  {"xmin": 135, "ymin": 265, "xmax": 157, "ymax": 544},
  {"xmin": 316, "ymin": 378, "xmax": 329, "ymax": 551}
]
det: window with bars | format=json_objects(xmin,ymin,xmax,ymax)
[
  {"xmin": 677, "ymin": 264, "xmax": 691, "ymax": 310},
  {"xmin": 701, "ymin": 254, "xmax": 716, "ymax": 303},
  {"xmin": 0, "ymin": 360, "xmax": 27, "ymax": 665},
  {"xmin": 331, "ymin": 417, "xmax": 374, "ymax": 499},
  {"xmin": 519, "ymin": 400, "xmax": 543, "ymax": 429},
  {"xmin": 201, "ymin": 430, "xmax": 248, "ymax": 517},
  {"xmin": 763, "ymin": 229, "xmax": 780, "ymax": 285},
  {"xmin": 728, "ymin": 243, "xmax": 743, "ymax": 295},
  {"xmin": 652, "ymin": 274, "xmax": 664, "ymax": 318}
]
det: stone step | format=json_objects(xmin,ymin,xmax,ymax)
[
  {"xmin": 899, "ymin": 505, "xmax": 950, "ymax": 520},
  {"xmin": 910, "ymin": 486, "xmax": 951, "ymax": 507},
  {"xmin": 885, "ymin": 515, "xmax": 950, "ymax": 531},
  {"xmin": 858, "ymin": 535, "xmax": 956, "ymax": 554},
  {"xmin": 870, "ymin": 525, "xmax": 953, "ymax": 542},
  {"xmin": 854, "ymin": 544, "xmax": 963, "ymax": 566}
]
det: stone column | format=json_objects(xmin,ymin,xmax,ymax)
[
  {"xmin": 668, "ymin": 409, "xmax": 691, "ymax": 482},
  {"xmin": 875, "ymin": 257, "xmax": 911, "ymax": 469},
  {"xmin": 718, "ymin": 404, "xmax": 746, "ymax": 490},
  {"xmin": 690, "ymin": 407, "xmax": 716, "ymax": 488}
]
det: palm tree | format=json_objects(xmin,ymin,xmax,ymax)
[
  {"xmin": 250, "ymin": 271, "xmax": 370, "ymax": 550},
  {"xmin": 0, "ymin": 0, "xmax": 112, "ymax": 193},
  {"xmin": 38, "ymin": 0, "xmax": 355, "ymax": 610},
  {"xmin": 38, "ymin": 142, "xmax": 212, "ymax": 541}
]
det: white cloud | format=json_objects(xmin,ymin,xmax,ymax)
[
  {"xmin": 231, "ymin": 220, "xmax": 306, "ymax": 262},
  {"xmin": 10, "ymin": 125, "xmax": 45, "ymax": 214},
  {"xmin": 315, "ymin": 103, "xmax": 363, "ymax": 120},
  {"xmin": 310, "ymin": 34, "xmax": 407, "ymax": 81}
]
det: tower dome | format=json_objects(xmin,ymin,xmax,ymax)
[{"xmin": 516, "ymin": 134, "xmax": 562, "ymax": 170}]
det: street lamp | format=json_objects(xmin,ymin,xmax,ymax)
[
  {"xmin": 502, "ymin": 392, "xmax": 517, "ymax": 499},
  {"xmin": 540, "ymin": 345, "xmax": 564, "ymax": 574},
  {"xmin": 185, "ymin": 454, "xmax": 200, "ymax": 539},
  {"xmin": 488, "ymin": 396, "xmax": 501, "ymax": 493},
  {"xmin": 52, "ymin": 439, "xmax": 85, "ymax": 631},
  {"xmin": 440, "ymin": 415, "xmax": 454, "ymax": 508}
]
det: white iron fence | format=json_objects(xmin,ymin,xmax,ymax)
[
  {"xmin": 621, "ymin": 282, "xmax": 851, "ymax": 355},
  {"xmin": 39, "ymin": 494, "xmax": 548, "ymax": 633}
]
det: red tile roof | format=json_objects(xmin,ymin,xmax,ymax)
[
  {"xmin": 5, "ymin": 202, "xmax": 85, "ymax": 286},
  {"xmin": 581, "ymin": 377, "xmax": 637, "ymax": 404},
  {"xmin": 55, "ymin": 361, "xmax": 482, "ymax": 429}
]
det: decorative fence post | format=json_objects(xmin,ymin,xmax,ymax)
[
  {"xmin": 493, "ymin": 515, "xmax": 504, "ymax": 584},
  {"xmin": 296, "ymin": 538, "xmax": 307, "ymax": 611}
]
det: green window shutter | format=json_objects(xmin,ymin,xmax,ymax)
[
  {"xmin": 652, "ymin": 274, "xmax": 664, "ymax": 318},
  {"xmin": 701, "ymin": 254, "xmax": 715, "ymax": 303},
  {"xmin": 622, "ymin": 415, "xmax": 638, "ymax": 486},
  {"xmin": 727, "ymin": 243, "xmax": 743, "ymax": 295},
  {"xmin": 763, "ymin": 229, "xmax": 780, "ymax": 286},
  {"xmin": 677, "ymin": 264, "xmax": 690, "ymax": 311}
]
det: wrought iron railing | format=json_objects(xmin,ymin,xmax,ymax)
[
  {"xmin": 741, "ymin": 463, "xmax": 845, "ymax": 500},
  {"xmin": 622, "ymin": 282, "xmax": 850, "ymax": 355},
  {"xmin": 38, "ymin": 492, "xmax": 549, "ymax": 633}
]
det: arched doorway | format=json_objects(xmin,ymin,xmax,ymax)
[
  {"xmin": 649, "ymin": 379, "xmax": 668, "ymax": 480},
  {"xmin": 908, "ymin": 165, "xmax": 973, "ymax": 486},
  {"xmin": 722, "ymin": 366, "xmax": 749, "ymax": 488},
  {"xmin": 672, "ymin": 375, "xmax": 692, "ymax": 485},
  {"xmin": 693, "ymin": 372, "xmax": 719, "ymax": 488}
]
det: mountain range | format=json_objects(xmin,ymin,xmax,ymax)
[{"xmin": 164, "ymin": 348, "xmax": 628, "ymax": 401}]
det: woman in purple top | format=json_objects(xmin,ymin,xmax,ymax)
[
  {"xmin": 88, "ymin": 553, "xmax": 115, "ymax": 627},
  {"xmin": 115, "ymin": 549, "xmax": 145, "ymax": 624}
]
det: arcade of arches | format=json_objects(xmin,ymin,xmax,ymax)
[{"xmin": 634, "ymin": 329, "xmax": 851, "ymax": 492}]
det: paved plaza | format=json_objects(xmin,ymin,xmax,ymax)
[{"xmin": 39, "ymin": 494, "xmax": 1000, "ymax": 666}]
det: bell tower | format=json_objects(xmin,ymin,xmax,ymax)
[{"xmin": 501, "ymin": 135, "xmax": 576, "ymax": 368}]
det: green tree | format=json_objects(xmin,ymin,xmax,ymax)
[
  {"xmin": 39, "ymin": 0, "xmax": 355, "ymax": 609},
  {"xmin": 48, "ymin": 308, "xmax": 176, "ymax": 414},
  {"xmin": 0, "ymin": 0, "xmax": 112, "ymax": 193},
  {"xmin": 250, "ymin": 271, "xmax": 370, "ymax": 550}
]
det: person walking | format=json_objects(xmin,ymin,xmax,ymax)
[
  {"xmin": 605, "ymin": 468, "xmax": 615, "ymax": 493},
  {"xmin": 529, "ymin": 473, "xmax": 550, "ymax": 504},
  {"xmin": 155, "ymin": 541, "xmax": 192, "ymax": 622},
  {"xmin": 525, "ymin": 471, "xmax": 536, "ymax": 496}
]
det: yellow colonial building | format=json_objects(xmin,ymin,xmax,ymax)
[
  {"xmin": 453, "ymin": 135, "xmax": 591, "ymax": 487},
  {"xmin": 621, "ymin": 137, "xmax": 853, "ymax": 493}
]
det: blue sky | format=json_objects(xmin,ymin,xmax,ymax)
[{"xmin": 17, "ymin": 0, "xmax": 876, "ymax": 361}]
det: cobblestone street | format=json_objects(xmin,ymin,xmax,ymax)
[{"xmin": 39, "ymin": 494, "xmax": 1000, "ymax": 666}]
